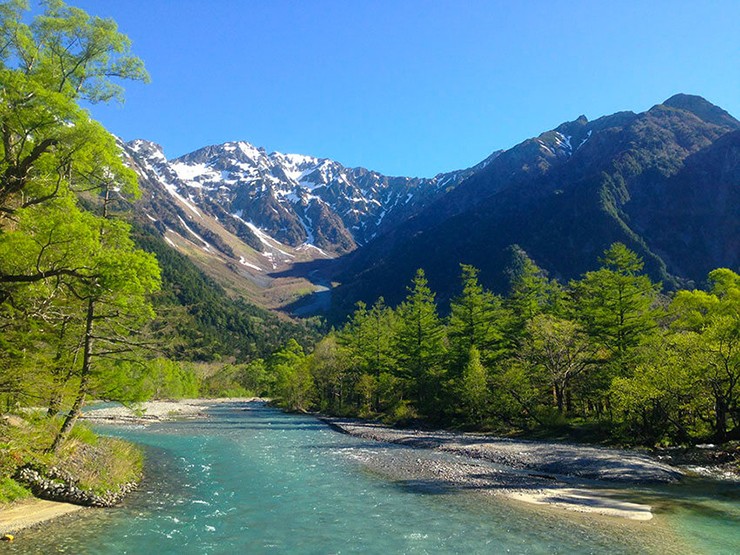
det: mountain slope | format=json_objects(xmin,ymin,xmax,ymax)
[
  {"xmin": 131, "ymin": 225, "xmax": 318, "ymax": 362},
  {"xmin": 132, "ymin": 139, "xmax": 498, "ymax": 255},
  {"xmin": 326, "ymin": 95, "xmax": 739, "ymax": 315},
  {"xmin": 121, "ymin": 136, "xmax": 498, "ymax": 311}
]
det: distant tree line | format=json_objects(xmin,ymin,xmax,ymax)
[{"xmin": 261, "ymin": 244, "xmax": 739, "ymax": 446}]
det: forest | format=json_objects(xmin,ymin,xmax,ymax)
[{"xmin": 260, "ymin": 246, "xmax": 739, "ymax": 446}]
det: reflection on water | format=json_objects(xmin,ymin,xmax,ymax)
[{"xmin": 3, "ymin": 404, "xmax": 739, "ymax": 554}]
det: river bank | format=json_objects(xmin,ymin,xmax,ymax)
[
  {"xmin": 0, "ymin": 398, "xmax": 717, "ymax": 536},
  {"xmin": 322, "ymin": 416, "xmax": 686, "ymax": 520},
  {"xmin": 0, "ymin": 499, "xmax": 85, "ymax": 535},
  {"xmin": 1, "ymin": 398, "xmax": 260, "ymax": 536},
  {"xmin": 79, "ymin": 397, "xmax": 265, "ymax": 424},
  {"xmin": 83, "ymin": 399, "xmax": 696, "ymax": 520}
]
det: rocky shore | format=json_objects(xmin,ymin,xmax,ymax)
[
  {"xmin": 322, "ymin": 417, "xmax": 686, "ymax": 520},
  {"xmin": 13, "ymin": 466, "xmax": 138, "ymax": 508},
  {"xmin": 80, "ymin": 397, "xmax": 264, "ymax": 425}
]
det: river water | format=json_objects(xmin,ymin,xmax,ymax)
[{"xmin": 4, "ymin": 403, "xmax": 740, "ymax": 554}]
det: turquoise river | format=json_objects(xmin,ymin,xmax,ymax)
[{"xmin": 3, "ymin": 403, "xmax": 739, "ymax": 554}]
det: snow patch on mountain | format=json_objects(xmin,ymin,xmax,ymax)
[{"xmin": 125, "ymin": 137, "xmax": 495, "ymax": 255}]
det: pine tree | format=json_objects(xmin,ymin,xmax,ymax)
[
  {"xmin": 572, "ymin": 243, "xmax": 662, "ymax": 375},
  {"xmin": 394, "ymin": 269, "xmax": 446, "ymax": 417},
  {"xmin": 505, "ymin": 246, "xmax": 566, "ymax": 333},
  {"xmin": 448, "ymin": 264, "xmax": 510, "ymax": 372}
]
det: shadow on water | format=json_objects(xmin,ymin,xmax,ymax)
[
  {"xmin": 615, "ymin": 479, "xmax": 740, "ymax": 520},
  {"xmin": 391, "ymin": 479, "xmax": 457, "ymax": 495}
]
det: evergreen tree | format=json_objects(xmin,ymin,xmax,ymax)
[
  {"xmin": 458, "ymin": 346, "xmax": 489, "ymax": 424},
  {"xmin": 505, "ymin": 246, "xmax": 566, "ymax": 334},
  {"xmin": 448, "ymin": 264, "xmax": 510, "ymax": 372},
  {"xmin": 572, "ymin": 243, "xmax": 662, "ymax": 376},
  {"xmin": 394, "ymin": 269, "xmax": 446, "ymax": 418}
]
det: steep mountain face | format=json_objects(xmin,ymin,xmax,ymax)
[
  {"xmin": 128, "ymin": 139, "xmax": 498, "ymax": 256},
  {"xmin": 121, "ymin": 94, "xmax": 738, "ymax": 320},
  {"xmin": 121, "ymin": 135, "xmax": 498, "ymax": 311},
  {"xmin": 326, "ymin": 95, "xmax": 739, "ymax": 315}
]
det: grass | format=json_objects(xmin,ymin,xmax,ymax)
[
  {"xmin": 1, "ymin": 411, "xmax": 144, "ymax": 500},
  {"xmin": 59, "ymin": 436, "xmax": 143, "ymax": 494},
  {"xmin": 0, "ymin": 476, "xmax": 31, "ymax": 504}
]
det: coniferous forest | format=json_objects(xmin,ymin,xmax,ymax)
[{"xmin": 264, "ymin": 246, "xmax": 740, "ymax": 446}]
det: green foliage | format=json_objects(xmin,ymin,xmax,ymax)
[
  {"xmin": 133, "ymin": 224, "xmax": 319, "ymax": 362},
  {"xmin": 664, "ymin": 269, "xmax": 740, "ymax": 441},
  {"xmin": 0, "ymin": 476, "xmax": 31, "ymax": 504},
  {"xmin": 0, "ymin": 1, "xmax": 193, "ymax": 454},
  {"xmin": 394, "ymin": 269, "xmax": 447, "ymax": 418},
  {"xmin": 269, "ymin": 339, "xmax": 314, "ymax": 411},
  {"xmin": 571, "ymin": 243, "xmax": 662, "ymax": 373},
  {"xmin": 310, "ymin": 334, "xmax": 351, "ymax": 413},
  {"xmin": 506, "ymin": 245, "xmax": 567, "ymax": 325},
  {"xmin": 201, "ymin": 360, "xmax": 268, "ymax": 398},
  {"xmin": 136, "ymin": 358, "xmax": 200, "ymax": 400},
  {"xmin": 457, "ymin": 347, "xmax": 489, "ymax": 424},
  {"xmin": 520, "ymin": 314, "xmax": 596, "ymax": 414},
  {"xmin": 448, "ymin": 265, "xmax": 510, "ymax": 372},
  {"xmin": 0, "ymin": 412, "xmax": 142, "ymax": 499},
  {"xmin": 295, "ymin": 245, "xmax": 738, "ymax": 446}
]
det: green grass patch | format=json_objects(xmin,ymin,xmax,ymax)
[
  {"xmin": 1, "ymin": 413, "xmax": 143, "ymax": 499},
  {"xmin": 0, "ymin": 476, "xmax": 32, "ymax": 504},
  {"xmin": 60, "ymin": 437, "xmax": 143, "ymax": 494}
]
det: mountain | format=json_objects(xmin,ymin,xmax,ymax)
[
  {"xmin": 128, "ymin": 139, "xmax": 498, "ymax": 254},
  {"xmin": 323, "ymin": 94, "xmax": 739, "ymax": 316},
  {"xmin": 121, "ymin": 94, "xmax": 738, "ymax": 321},
  {"xmin": 121, "ymin": 136, "xmax": 498, "ymax": 310}
]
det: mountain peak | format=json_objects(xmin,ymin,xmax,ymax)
[
  {"xmin": 127, "ymin": 139, "xmax": 167, "ymax": 162},
  {"xmin": 660, "ymin": 94, "xmax": 739, "ymax": 130}
]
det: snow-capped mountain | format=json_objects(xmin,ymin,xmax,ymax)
[{"xmin": 125, "ymin": 139, "xmax": 499, "ymax": 255}]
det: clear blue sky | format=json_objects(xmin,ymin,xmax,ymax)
[{"xmin": 66, "ymin": 0, "xmax": 739, "ymax": 177}]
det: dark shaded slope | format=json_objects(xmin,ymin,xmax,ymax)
[{"xmin": 327, "ymin": 96, "xmax": 739, "ymax": 318}]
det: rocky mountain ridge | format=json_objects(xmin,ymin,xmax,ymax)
[
  {"xmin": 325, "ymin": 94, "xmax": 740, "ymax": 315},
  {"xmin": 121, "ymin": 94, "xmax": 738, "ymax": 319},
  {"xmin": 125, "ymin": 138, "xmax": 499, "ymax": 256}
]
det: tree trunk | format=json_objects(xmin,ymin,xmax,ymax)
[
  {"xmin": 554, "ymin": 383, "xmax": 565, "ymax": 414},
  {"xmin": 714, "ymin": 397, "xmax": 728, "ymax": 443},
  {"xmin": 47, "ymin": 319, "xmax": 74, "ymax": 418},
  {"xmin": 49, "ymin": 299, "xmax": 94, "ymax": 452}
]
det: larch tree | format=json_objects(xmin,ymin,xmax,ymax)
[
  {"xmin": 571, "ymin": 243, "xmax": 662, "ymax": 376},
  {"xmin": 394, "ymin": 269, "xmax": 446, "ymax": 418},
  {"xmin": 448, "ymin": 264, "xmax": 510, "ymax": 372}
]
